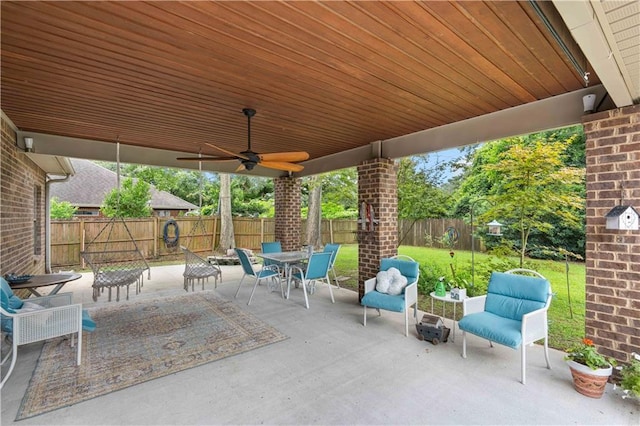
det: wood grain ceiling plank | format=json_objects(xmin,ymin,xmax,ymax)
[
  {"xmin": 2, "ymin": 26, "xmax": 372, "ymax": 151},
  {"xmin": 1, "ymin": 65, "xmax": 362, "ymax": 159},
  {"xmin": 1, "ymin": 2, "xmax": 416, "ymax": 140},
  {"xmin": 423, "ymin": 1, "xmax": 551, "ymax": 99},
  {"xmin": 243, "ymin": 0, "xmax": 491, "ymax": 118},
  {"xmin": 484, "ymin": 1, "xmax": 585, "ymax": 92},
  {"xmin": 154, "ymin": 1, "xmax": 456, "ymax": 127},
  {"xmin": 242, "ymin": 3, "xmax": 479, "ymax": 117},
  {"xmin": 343, "ymin": 1, "xmax": 517, "ymax": 111},
  {"xmin": 112, "ymin": 0, "xmax": 438, "ymax": 130},
  {"xmin": 397, "ymin": 1, "xmax": 536, "ymax": 103},
  {"xmin": 454, "ymin": 1, "xmax": 567, "ymax": 95}
]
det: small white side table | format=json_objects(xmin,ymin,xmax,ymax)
[{"xmin": 429, "ymin": 291, "xmax": 467, "ymax": 342}]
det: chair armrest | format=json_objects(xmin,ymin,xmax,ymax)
[
  {"xmin": 264, "ymin": 264, "xmax": 281, "ymax": 275},
  {"xmin": 462, "ymin": 295, "xmax": 486, "ymax": 315},
  {"xmin": 12, "ymin": 303, "xmax": 82, "ymax": 344},
  {"xmin": 27, "ymin": 292, "xmax": 74, "ymax": 308},
  {"xmin": 404, "ymin": 282, "xmax": 418, "ymax": 305},
  {"xmin": 522, "ymin": 306, "xmax": 549, "ymax": 344},
  {"xmin": 364, "ymin": 277, "xmax": 377, "ymax": 294},
  {"xmin": 290, "ymin": 264, "xmax": 304, "ymax": 277}
]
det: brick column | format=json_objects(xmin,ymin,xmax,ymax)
[
  {"xmin": 584, "ymin": 104, "xmax": 640, "ymax": 365},
  {"xmin": 274, "ymin": 176, "xmax": 301, "ymax": 251},
  {"xmin": 357, "ymin": 158, "xmax": 398, "ymax": 300}
]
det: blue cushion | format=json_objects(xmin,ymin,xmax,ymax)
[
  {"xmin": 458, "ymin": 312, "xmax": 523, "ymax": 349},
  {"xmin": 82, "ymin": 310, "xmax": 96, "ymax": 332},
  {"xmin": 361, "ymin": 291, "xmax": 406, "ymax": 313},
  {"xmin": 1, "ymin": 277, "xmax": 23, "ymax": 312},
  {"xmin": 380, "ymin": 259, "xmax": 419, "ymax": 285},
  {"xmin": 484, "ymin": 272, "xmax": 549, "ymax": 321}
]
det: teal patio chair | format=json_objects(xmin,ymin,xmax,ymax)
[
  {"xmin": 361, "ymin": 255, "xmax": 419, "ymax": 336},
  {"xmin": 289, "ymin": 252, "xmax": 334, "ymax": 309},
  {"xmin": 261, "ymin": 241, "xmax": 284, "ymax": 271},
  {"xmin": 322, "ymin": 243, "xmax": 341, "ymax": 288},
  {"xmin": 458, "ymin": 269, "xmax": 552, "ymax": 384},
  {"xmin": 234, "ymin": 248, "xmax": 282, "ymax": 305}
]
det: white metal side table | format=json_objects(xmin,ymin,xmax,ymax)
[{"xmin": 429, "ymin": 291, "xmax": 467, "ymax": 342}]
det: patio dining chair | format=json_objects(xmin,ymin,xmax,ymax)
[
  {"xmin": 234, "ymin": 248, "xmax": 283, "ymax": 305},
  {"xmin": 288, "ymin": 252, "xmax": 335, "ymax": 309},
  {"xmin": 260, "ymin": 241, "xmax": 284, "ymax": 273},
  {"xmin": 322, "ymin": 243, "xmax": 341, "ymax": 288}
]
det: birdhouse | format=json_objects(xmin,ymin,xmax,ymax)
[{"xmin": 605, "ymin": 205, "xmax": 639, "ymax": 230}]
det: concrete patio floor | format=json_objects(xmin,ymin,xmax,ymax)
[{"xmin": 1, "ymin": 264, "xmax": 637, "ymax": 425}]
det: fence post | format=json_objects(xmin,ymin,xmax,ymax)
[
  {"xmin": 80, "ymin": 219, "xmax": 85, "ymax": 269},
  {"xmin": 153, "ymin": 216, "xmax": 158, "ymax": 258}
]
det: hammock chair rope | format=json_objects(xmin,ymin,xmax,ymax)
[{"xmin": 80, "ymin": 142, "xmax": 151, "ymax": 302}]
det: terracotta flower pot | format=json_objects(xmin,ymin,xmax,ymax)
[{"xmin": 567, "ymin": 360, "xmax": 612, "ymax": 398}]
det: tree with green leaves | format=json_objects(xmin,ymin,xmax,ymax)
[
  {"xmin": 101, "ymin": 177, "xmax": 152, "ymax": 218},
  {"xmin": 482, "ymin": 136, "xmax": 584, "ymax": 266},
  {"xmin": 50, "ymin": 196, "xmax": 78, "ymax": 219},
  {"xmin": 397, "ymin": 156, "xmax": 451, "ymax": 219}
]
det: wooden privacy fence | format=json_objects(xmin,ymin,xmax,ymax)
[{"xmin": 50, "ymin": 217, "xmax": 472, "ymax": 269}]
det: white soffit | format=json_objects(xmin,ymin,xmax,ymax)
[
  {"xmin": 25, "ymin": 153, "xmax": 75, "ymax": 176},
  {"xmin": 553, "ymin": 0, "xmax": 637, "ymax": 106}
]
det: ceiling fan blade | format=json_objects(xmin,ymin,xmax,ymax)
[
  {"xmin": 204, "ymin": 142, "xmax": 249, "ymax": 160},
  {"xmin": 258, "ymin": 151, "xmax": 309, "ymax": 163},
  {"xmin": 176, "ymin": 156, "xmax": 237, "ymax": 161},
  {"xmin": 259, "ymin": 161, "xmax": 305, "ymax": 172}
]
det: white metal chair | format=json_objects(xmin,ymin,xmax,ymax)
[
  {"xmin": 234, "ymin": 248, "xmax": 282, "ymax": 305},
  {"xmin": 361, "ymin": 255, "xmax": 420, "ymax": 336},
  {"xmin": 289, "ymin": 252, "xmax": 335, "ymax": 309},
  {"xmin": 458, "ymin": 268, "xmax": 552, "ymax": 384},
  {"xmin": 1, "ymin": 278, "xmax": 83, "ymax": 389},
  {"xmin": 181, "ymin": 246, "xmax": 222, "ymax": 291}
]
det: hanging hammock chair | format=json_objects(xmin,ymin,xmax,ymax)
[
  {"xmin": 80, "ymin": 143, "xmax": 150, "ymax": 302},
  {"xmin": 180, "ymin": 155, "xmax": 221, "ymax": 291}
]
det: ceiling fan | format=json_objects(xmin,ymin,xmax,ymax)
[{"xmin": 177, "ymin": 108, "xmax": 309, "ymax": 172}]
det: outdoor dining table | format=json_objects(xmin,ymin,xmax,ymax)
[
  {"xmin": 256, "ymin": 250, "xmax": 310, "ymax": 298},
  {"xmin": 7, "ymin": 272, "xmax": 82, "ymax": 297}
]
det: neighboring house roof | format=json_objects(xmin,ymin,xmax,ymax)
[{"xmin": 49, "ymin": 159, "xmax": 198, "ymax": 210}]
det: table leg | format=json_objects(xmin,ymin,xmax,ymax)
[
  {"xmin": 27, "ymin": 288, "xmax": 43, "ymax": 297},
  {"xmin": 451, "ymin": 302, "xmax": 457, "ymax": 343}
]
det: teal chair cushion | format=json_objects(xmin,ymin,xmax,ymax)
[
  {"xmin": 458, "ymin": 312, "xmax": 523, "ymax": 349},
  {"xmin": 380, "ymin": 259, "xmax": 419, "ymax": 286},
  {"xmin": 361, "ymin": 291, "xmax": 406, "ymax": 313},
  {"xmin": 1, "ymin": 277, "xmax": 24, "ymax": 313},
  {"xmin": 484, "ymin": 272, "xmax": 549, "ymax": 321},
  {"xmin": 82, "ymin": 310, "xmax": 96, "ymax": 332}
]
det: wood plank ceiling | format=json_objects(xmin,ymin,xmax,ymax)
[{"xmin": 1, "ymin": 1, "xmax": 597, "ymax": 175}]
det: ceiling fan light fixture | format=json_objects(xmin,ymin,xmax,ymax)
[{"xmin": 176, "ymin": 107, "xmax": 308, "ymax": 173}]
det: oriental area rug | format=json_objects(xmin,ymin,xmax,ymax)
[{"xmin": 17, "ymin": 292, "xmax": 288, "ymax": 420}]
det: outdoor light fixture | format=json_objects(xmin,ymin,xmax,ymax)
[
  {"xmin": 583, "ymin": 94, "xmax": 596, "ymax": 114},
  {"xmin": 24, "ymin": 137, "xmax": 34, "ymax": 152}
]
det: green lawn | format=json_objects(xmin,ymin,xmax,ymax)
[{"xmin": 332, "ymin": 244, "xmax": 585, "ymax": 351}]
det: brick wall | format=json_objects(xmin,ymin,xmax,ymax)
[
  {"xmin": 274, "ymin": 176, "xmax": 301, "ymax": 251},
  {"xmin": 357, "ymin": 158, "xmax": 398, "ymax": 299},
  {"xmin": 1, "ymin": 116, "xmax": 47, "ymax": 276},
  {"xmin": 583, "ymin": 104, "xmax": 640, "ymax": 365}
]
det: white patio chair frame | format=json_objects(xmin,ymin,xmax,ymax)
[{"xmin": 1, "ymin": 292, "xmax": 82, "ymax": 389}]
